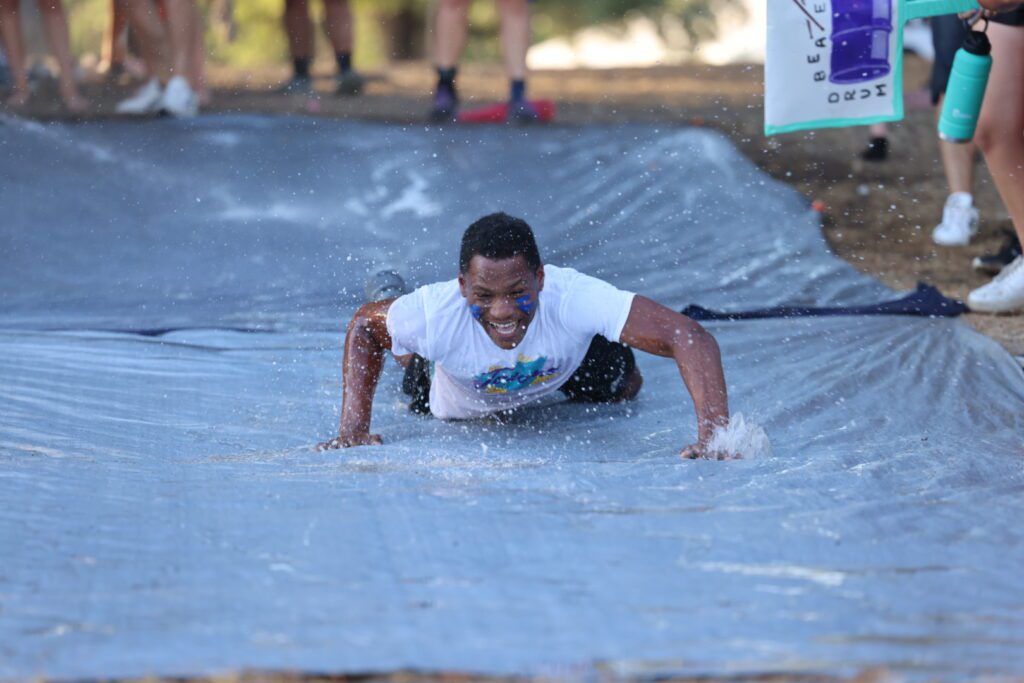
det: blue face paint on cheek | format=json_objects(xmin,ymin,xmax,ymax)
[
  {"xmin": 469, "ymin": 304, "xmax": 483, "ymax": 320},
  {"xmin": 516, "ymin": 295, "xmax": 536, "ymax": 315}
]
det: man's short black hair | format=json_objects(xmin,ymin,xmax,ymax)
[{"xmin": 459, "ymin": 212, "xmax": 542, "ymax": 273}]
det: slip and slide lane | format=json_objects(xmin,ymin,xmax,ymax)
[{"xmin": 1, "ymin": 116, "xmax": 1022, "ymax": 680}]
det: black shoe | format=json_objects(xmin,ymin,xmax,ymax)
[
  {"xmin": 972, "ymin": 231, "xmax": 1022, "ymax": 276},
  {"xmin": 428, "ymin": 87, "xmax": 458, "ymax": 122},
  {"xmin": 860, "ymin": 136, "xmax": 888, "ymax": 162},
  {"xmin": 335, "ymin": 70, "xmax": 365, "ymax": 96},
  {"xmin": 275, "ymin": 75, "xmax": 313, "ymax": 95},
  {"xmin": 364, "ymin": 269, "xmax": 408, "ymax": 302},
  {"xmin": 402, "ymin": 355, "xmax": 431, "ymax": 415}
]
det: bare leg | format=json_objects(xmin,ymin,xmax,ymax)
[
  {"xmin": 284, "ymin": 0, "xmax": 313, "ymax": 63},
  {"xmin": 35, "ymin": 0, "xmax": 87, "ymax": 111},
  {"xmin": 974, "ymin": 23, "xmax": 1024, "ymax": 249},
  {"xmin": 185, "ymin": 0, "xmax": 207, "ymax": 101},
  {"xmin": 940, "ymin": 138, "xmax": 977, "ymax": 195},
  {"xmin": 868, "ymin": 122, "xmax": 887, "ymax": 138},
  {"xmin": 435, "ymin": 0, "xmax": 469, "ymax": 69},
  {"xmin": 127, "ymin": 0, "xmax": 170, "ymax": 83},
  {"xmin": 496, "ymin": 0, "xmax": 529, "ymax": 81},
  {"xmin": 322, "ymin": 0, "xmax": 353, "ymax": 55},
  {"xmin": 163, "ymin": 0, "xmax": 197, "ymax": 79},
  {"xmin": 0, "ymin": 0, "xmax": 30, "ymax": 106},
  {"xmin": 100, "ymin": 0, "xmax": 126, "ymax": 72}
]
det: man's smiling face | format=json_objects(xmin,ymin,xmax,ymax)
[{"xmin": 458, "ymin": 254, "xmax": 544, "ymax": 350}]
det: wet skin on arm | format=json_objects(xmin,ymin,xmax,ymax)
[{"xmin": 318, "ymin": 256, "xmax": 731, "ymax": 459}]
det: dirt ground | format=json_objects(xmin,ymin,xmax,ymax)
[{"xmin": 9, "ymin": 57, "xmax": 1023, "ymax": 362}]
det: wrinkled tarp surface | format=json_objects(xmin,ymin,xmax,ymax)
[{"xmin": 1, "ymin": 116, "xmax": 1023, "ymax": 681}]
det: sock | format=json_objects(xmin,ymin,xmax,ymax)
[
  {"xmin": 293, "ymin": 57, "xmax": 311, "ymax": 80},
  {"xmin": 510, "ymin": 79, "xmax": 526, "ymax": 103},
  {"xmin": 437, "ymin": 66, "xmax": 457, "ymax": 93},
  {"xmin": 949, "ymin": 191, "xmax": 973, "ymax": 208},
  {"xmin": 335, "ymin": 52, "xmax": 352, "ymax": 74}
]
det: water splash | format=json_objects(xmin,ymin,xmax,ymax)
[{"xmin": 707, "ymin": 412, "xmax": 771, "ymax": 459}]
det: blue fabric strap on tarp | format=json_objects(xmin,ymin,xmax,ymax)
[{"xmin": 682, "ymin": 282, "xmax": 967, "ymax": 321}]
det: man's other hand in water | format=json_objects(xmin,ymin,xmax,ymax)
[
  {"xmin": 317, "ymin": 432, "xmax": 383, "ymax": 451},
  {"xmin": 680, "ymin": 442, "xmax": 736, "ymax": 460}
]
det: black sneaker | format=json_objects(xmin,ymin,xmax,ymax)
[
  {"xmin": 428, "ymin": 87, "xmax": 458, "ymax": 122},
  {"xmin": 275, "ymin": 75, "xmax": 313, "ymax": 95},
  {"xmin": 972, "ymin": 231, "xmax": 1022, "ymax": 275},
  {"xmin": 860, "ymin": 136, "xmax": 888, "ymax": 162},
  {"xmin": 364, "ymin": 269, "xmax": 408, "ymax": 302},
  {"xmin": 335, "ymin": 70, "xmax": 365, "ymax": 96}
]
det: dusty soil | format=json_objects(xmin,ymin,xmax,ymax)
[{"xmin": 8, "ymin": 57, "xmax": 1023, "ymax": 361}]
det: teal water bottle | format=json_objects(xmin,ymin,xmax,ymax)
[{"xmin": 938, "ymin": 26, "xmax": 992, "ymax": 143}]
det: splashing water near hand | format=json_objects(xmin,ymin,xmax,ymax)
[{"xmin": 705, "ymin": 412, "xmax": 771, "ymax": 460}]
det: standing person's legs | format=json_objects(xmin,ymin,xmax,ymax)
[
  {"xmin": 932, "ymin": 100, "xmax": 980, "ymax": 245},
  {"xmin": 322, "ymin": 0, "xmax": 352, "ymax": 59},
  {"xmin": 496, "ymin": 0, "xmax": 527, "ymax": 80},
  {"xmin": 35, "ymin": 0, "xmax": 87, "ymax": 111},
  {"xmin": 937, "ymin": 103, "xmax": 977, "ymax": 195},
  {"xmin": 931, "ymin": 13, "xmax": 980, "ymax": 246},
  {"xmin": 184, "ymin": 0, "xmax": 207, "ymax": 103},
  {"xmin": 435, "ymin": 0, "xmax": 469, "ymax": 70},
  {"xmin": 861, "ymin": 122, "xmax": 889, "ymax": 161},
  {"xmin": 967, "ymin": 23, "xmax": 1024, "ymax": 312},
  {"xmin": 322, "ymin": 0, "xmax": 362, "ymax": 94},
  {"xmin": 496, "ymin": 0, "xmax": 534, "ymax": 120},
  {"xmin": 430, "ymin": 0, "xmax": 469, "ymax": 119},
  {"xmin": 282, "ymin": 0, "xmax": 313, "ymax": 89},
  {"xmin": 162, "ymin": 0, "xmax": 195, "ymax": 79},
  {"xmin": 157, "ymin": 0, "xmax": 199, "ymax": 115},
  {"xmin": 100, "ymin": 0, "xmax": 126, "ymax": 73},
  {"xmin": 0, "ymin": 0, "xmax": 30, "ymax": 106},
  {"xmin": 115, "ymin": 0, "xmax": 172, "ymax": 114},
  {"xmin": 126, "ymin": 0, "xmax": 168, "ymax": 82}
]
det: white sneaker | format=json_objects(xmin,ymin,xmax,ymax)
[
  {"xmin": 115, "ymin": 78, "xmax": 162, "ymax": 115},
  {"xmin": 967, "ymin": 255, "xmax": 1024, "ymax": 313},
  {"xmin": 159, "ymin": 76, "xmax": 198, "ymax": 118},
  {"xmin": 932, "ymin": 192, "xmax": 979, "ymax": 246}
]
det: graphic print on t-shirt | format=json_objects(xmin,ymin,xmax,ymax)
[{"xmin": 474, "ymin": 355, "xmax": 560, "ymax": 394}]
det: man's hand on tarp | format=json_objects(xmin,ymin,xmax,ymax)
[{"xmin": 317, "ymin": 432, "xmax": 384, "ymax": 451}]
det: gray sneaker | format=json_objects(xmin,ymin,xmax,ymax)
[
  {"xmin": 335, "ymin": 71, "xmax": 365, "ymax": 96},
  {"xmin": 365, "ymin": 270, "xmax": 408, "ymax": 302},
  {"xmin": 275, "ymin": 75, "xmax": 313, "ymax": 95}
]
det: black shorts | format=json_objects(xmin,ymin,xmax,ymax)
[
  {"xmin": 991, "ymin": 6, "xmax": 1024, "ymax": 26},
  {"xmin": 401, "ymin": 334, "xmax": 637, "ymax": 414},
  {"xmin": 558, "ymin": 335, "xmax": 637, "ymax": 403}
]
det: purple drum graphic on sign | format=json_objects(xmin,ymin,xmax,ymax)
[{"xmin": 830, "ymin": 0, "xmax": 893, "ymax": 84}]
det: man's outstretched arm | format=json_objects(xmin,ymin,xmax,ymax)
[
  {"xmin": 619, "ymin": 296, "xmax": 729, "ymax": 458},
  {"xmin": 318, "ymin": 299, "xmax": 394, "ymax": 450}
]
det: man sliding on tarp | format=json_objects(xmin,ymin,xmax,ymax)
[{"xmin": 318, "ymin": 212, "xmax": 731, "ymax": 460}]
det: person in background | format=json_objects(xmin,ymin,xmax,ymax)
[
  {"xmin": 98, "ymin": 0, "xmax": 147, "ymax": 81},
  {"xmin": 0, "ymin": 0, "xmax": 87, "ymax": 112},
  {"xmin": 965, "ymin": 0, "xmax": 1024, "ymax": 313},
  {"xmin": 278, "ymin": 0, "xmax": 363, "ymax": 95},
  {"xmin": 115, "ymin": 0, "xmax": 204, "ymax": 118},
  {"xmin": 860, "ymin": 122, "xmax": 889, "ymax": 162},
  {"xmin": 430, "ymin": 0, "xmax": 535, "ymax": 122},
  {"xmin": 930, "ymin": 13, "xmax": 982, "ymax": 247}
]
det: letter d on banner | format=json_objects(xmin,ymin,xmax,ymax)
[{"xmin": 765, "ymin": 0, "xmax": 979, "ymax": 135}]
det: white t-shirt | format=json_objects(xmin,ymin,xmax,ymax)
[{"xmin": 386, "ymin": 265, "xmax": 636, "ymax": 419}]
